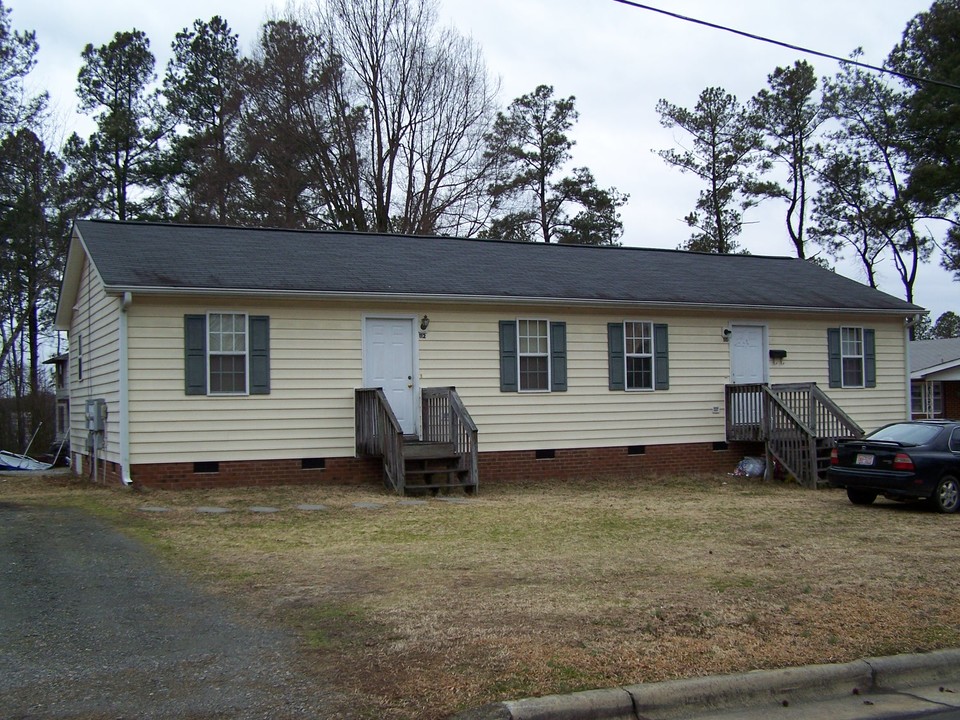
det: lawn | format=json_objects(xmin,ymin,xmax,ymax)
[{"xmin": 4, "ymin": 471, "xmax": 960, "ymax": 719}]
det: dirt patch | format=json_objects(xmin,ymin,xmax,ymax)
[{"xmin": 5, "ymin": 473, "xmax": 960, "ymax": 719}]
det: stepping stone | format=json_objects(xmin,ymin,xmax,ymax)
[
  {"xmin": 249, "ymin": 506, "xmax": 279, "ymax": 513},
  {"xmin": 196, "ymin": 506, "xmax": 230, "ymax": 514},
  {"xmin": 295, "ymin": 504, "xmax": 328, "ymax": 512},
  {"xmin": 437, "ymin": 497, "xmax": 471, "ymax": 504},
  {"xmin": 138, "ymin": 506, "xmax": 170, "ymax": 513},
  {"xmin": 352, "ymin": 502, "xmax": 383, "ymax": 510},
  {"xmin": 398, "ymin": 499, "xmax": 428, "ymax": 506}
]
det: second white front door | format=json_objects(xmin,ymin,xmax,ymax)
[
  {"xmin": 730, "ymin": 325, "xmax": 767, "ymax": 385},
  {"xmin": 363, "ymin": 317, "xmax": 417, "ymax": 434}
]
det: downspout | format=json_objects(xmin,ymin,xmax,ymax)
[
  {"xmin": 119, "ymin": 291, "xmax": 133, "ymax": 486},
  {"xmin": 904, "ymin": 314, "xmax": 922, "ymax": 421}
]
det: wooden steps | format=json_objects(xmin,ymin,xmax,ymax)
[{"xmin": 402, "ymin": 441, "xmax": 474, "ymax": 495}]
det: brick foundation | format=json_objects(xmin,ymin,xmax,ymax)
[
  {"xmin": 477, "ymin": 441, "xmax": 762, "ymax": 483},
  {"xmin": 75, "ymin": 453, "xmax": 124, "ymax": 486},
  {"xmin": 74, "ymin": 440, "xmax": 763, "ymax": 490}
]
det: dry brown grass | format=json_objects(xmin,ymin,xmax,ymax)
[{"xmin": 5, "ymin": 471, "xmax": 960, "ymax": 719}]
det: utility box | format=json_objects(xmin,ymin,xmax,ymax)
[{"xmin": 85, "ymin": 398, "xmax": 106, "ymax": 432}]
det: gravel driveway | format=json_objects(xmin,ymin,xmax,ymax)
[{"xmin": 0, "ymin": 502, "xmax": 346, "ymax": 719}]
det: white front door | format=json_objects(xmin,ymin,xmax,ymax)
[
  {"xmin": 363, "ymin": 317, "xmax": 417, "ymax": 435},
  {"xmin": 730, "ymin": 325, "xmax": 767, "ymax": 385}
]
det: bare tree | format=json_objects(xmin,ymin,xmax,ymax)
[{"xmin": 312, "ymin": 0, "xmax": 498, "ymax": 235}]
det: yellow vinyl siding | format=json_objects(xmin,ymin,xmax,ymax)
[
  {"xmin": 127, "ymin": 299, "xmax": 362, "ymax": 464},
  {"xmin": 124, "ymin": 296, "xmax": 908, "ymax": 464},
  {"xmin": 764, "ymin": 318, "xmax": 907, "ymax": 430},
  {"xmin": 69, "ymin": 257, "xmax": 121, "ymax": 464}
]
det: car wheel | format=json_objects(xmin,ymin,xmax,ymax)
[
  {"xmin": 931, "ymin": 476, "xmax": 960, "ymax": 514},
  {"xmin": 847, "ymin": 488, "xmax": 877, "ymax": 505}
]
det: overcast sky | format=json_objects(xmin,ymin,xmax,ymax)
[{"xmin": 8, "ymin": 0, "xmax": 954, "ymax": 319}]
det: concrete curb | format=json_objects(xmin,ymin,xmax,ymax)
[{"xmin": 450, "ymin": 648, "xmax": 960, "ymax": 720}]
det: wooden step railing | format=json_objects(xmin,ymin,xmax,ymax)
[
  {"xmin": 356, "ymin": 387, "xmax": 479, "ymax": 494},
  {"xmin": 355, "ymin": 388, "xmax": 405, "ymax": 492},
  {"xmin": 725, "ymin": 382, "xmax": 864, "ymax": 488},
  {"xmin": 421, "ymin": 387, "xmax": 479, "ymax": 492}
]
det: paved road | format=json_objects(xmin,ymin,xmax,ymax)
[{"xmin": 0, "ymin": 502, "xmax": 345, "ymax": 719}]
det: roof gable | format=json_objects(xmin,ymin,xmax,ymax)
[{"xmin": 64, "ymin": 219, "xmax": 923, "ymax": 315}]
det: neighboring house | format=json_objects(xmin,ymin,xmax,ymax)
[
  {"xmin": 54, "ymin": 219, "xmax": 923, "ymax": 490},
  {"xmin": 910, "ymin": 338, "xmax": 960, "ymax": 420},
  {"xmin": 42, "ymin": 353, "xmax": 70, "ymax": 443}
]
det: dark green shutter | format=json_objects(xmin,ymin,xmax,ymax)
[
  {"xmin": 184, "ymin": 315, "xmax": 207, "ymax": 395},
  {"xmin": 249, "ymin": 316, "xmax": 270, "ymax": 395},
  {"xmin": 607, "ymin": 323, "xmax": 625, "ymax": 391},
  {"xmin": 499, "ymin": 321, "xmax": 518, "ymax": 392},
  {"xmin": 827, "ymin": 328, "xmax": 841, "ymax": 388},
  {"xmin": 864, "ymin": 328, "xmax": 876, "ymax": 388},
  {"xmin": 550, "ymin": 322, "xmax": 567, "ymax": 392},
  {"xmin": 654, "ymin": 323, "xmax": 669, "ymax": 390}
]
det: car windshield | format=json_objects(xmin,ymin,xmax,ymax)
[{"xmin": 867, "ymin": 423, "xmax": 942, "ymax": 446}]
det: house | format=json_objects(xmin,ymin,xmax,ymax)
[
  {"xmin": 910, "ymin": 338, "xmax": 960, "ymax": 419},
  {"xmin": 54, "ymin": 219, "xmax": 923, "ymax": 490},
  {"xmin": 42, "ymin": 353, "xmax": 70, "ymax": 444}
]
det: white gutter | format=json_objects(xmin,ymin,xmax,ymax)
[
  {"xmin": 98, "ymin": 285, "xmax": 922, "ymax": 317},
  {"xmin": 118, "ymin": 291, "xmax": 133, "ymax": 486}
]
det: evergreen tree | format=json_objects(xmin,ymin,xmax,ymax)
[
  {"xmin": 656, "ymin": 87, "xmax": 762, "ymax": 253},
  {"xmin": 748, "ymin": 61, "xmax": 827, "ymax": 259},
  {"xmin": 888, "ymin": 0, "xmax": 960, "ymax": 283},
  {"xmin": 66, "ymin": 29, "xmax": 168, "ymax": 220},
  {"xmin": 484, "ymin": 84, "xmax": 627, "ymax": 244},
  {"xmin": 162, "ymin": 16, "xmax": 243, "ymax": 223},
  {"xmin": 0, "ymin": 0, "xmax": 45, "ymax": 131}
]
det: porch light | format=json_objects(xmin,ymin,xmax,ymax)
[{"xmin": 420, "ymin": 315, "xmax": 430, "ymax": 331}]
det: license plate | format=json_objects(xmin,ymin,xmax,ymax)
[{"xmin": 855, "ymin": 453, "xmax": 875, "ymax": 466}]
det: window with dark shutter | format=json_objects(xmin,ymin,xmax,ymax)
[
  {"xmin": 499, "ymin": 319, "xmax": 567, "ymax": 392},
  {"xmin": 829, "ymin": 327, "xmax": 875, "ymax": 389},
  {"xmin": 184, "ymin": 314, "xmax": 271, "ymax": 396},
  {"xmin": 609, "ymin": 321, "xmax": 669, "ymax": 391}
]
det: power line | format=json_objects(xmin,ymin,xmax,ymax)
[{"xmin": 611, "ymin": 0, "xmax": 960, "ymax": 92}]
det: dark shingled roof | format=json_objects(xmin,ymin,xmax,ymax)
[{"xmin": 73, "ymin": 219, "xmax": 922, "ymax": 313}]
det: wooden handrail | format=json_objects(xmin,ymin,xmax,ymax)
[
  {"xmin": 422, "ymin": 387, "xmax": 479, "ymax": 491},
  {"xmin": 355, "ymin": 388, "xmax": 405, "ymax": 493},
  {"xmin": 726, "ymin": 382, "xmax": 865, "ymax": 488},
  {"xmin": 761, "ymin": 385, "xmax": 818, "ymax": 488}
]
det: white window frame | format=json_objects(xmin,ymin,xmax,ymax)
[
  {"xmin": 517, "ymin": 318, "xmax": 550, "ymax": 393},
  {"xmin": 624, "ymin": 321, "xmax": 655, "ymax": 392},
  {"xmin": 207, "ymin": 312, "xmax": 249, "ymax": 395},
  {"xmin": 840, "ymin": 326, "xmax": 865, "ymax": 388},
  {"xmin": 912, "ymin": 380, "xmax": 943, "ymax": 419}
]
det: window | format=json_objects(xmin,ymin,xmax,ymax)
[
  {"xmin": 518, "ymin": 319, "xmax": 549, "ymax": 391},
  {"xmin": 498, "ymin": 320, "xmax": 566, "ymax": 393},
  {"xmin": 827, "ymin": 327, "xmax": 875, "ymax": 389},
  {"xmin": 624, "ymin": 321, "xmax": 654, "ymax": 390},
  {"xmin": 911, "ymin": 381, "xmax": 942, "ymax": 419},
  {"xmin": 184, "ymin": 314, "xmax": 270, "ymax": 396},
  {"xmin": 77, "ymin": 335, "xmax": 83, "ymax": 381},
  {"xmin": 608, "ymin": 322, "xmax": 669, "ymax": 391},
  {"xmin": 209, "ymin": 313, "xmax": 247, "ymax": 394},
  {"xmin": 841, "ymin": 327, "xmax": 864, "ymax": 387}
]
